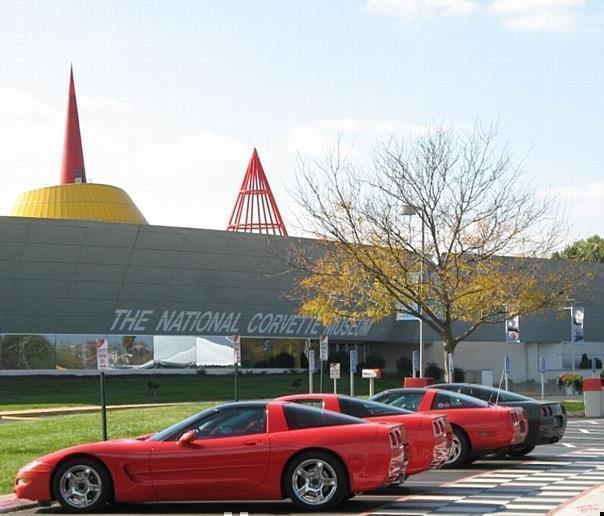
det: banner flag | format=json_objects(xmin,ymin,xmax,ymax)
[
  {"xmin": 505, "ymin": 315, "xmax": 520, "ymax": 343},
  {"xmin": 571, "ymin": 307, "xmax": 585, "ymax": 344}
]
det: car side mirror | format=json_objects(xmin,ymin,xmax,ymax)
[{"xmin": 177, "ymin": 430, "xmax": 196, "ymax": 447}]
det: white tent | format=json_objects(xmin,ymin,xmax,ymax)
[{"xmin": 153, "ymin": 335, "xmax": 234, "ymax": 367}]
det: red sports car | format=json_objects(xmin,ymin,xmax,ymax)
[
  {"xmin": 370, "ymin": 388, "xmax": 528, "ymax": 468},
  {"xmin": 277, "ymin": 393, "xmax": 452, "ymax": 476},
  {"xmin": 15, "ymin": 401, "xmax": 407, "ymax": 512}
]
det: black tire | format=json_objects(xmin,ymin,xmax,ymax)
[
  {"xmin": 52, "ymin": 457, "xmax": 112, "ymax": 513},
  {"xmin": 284, "ymin": 451, "xmax": 347, "ymax": 511},
  {"xmin": 508, "ymin": 445, "xmax": 535, "ymax": 457},
  {"xmin": 443, "ymin": 427, "xmax": 471, "ymax": 469}
]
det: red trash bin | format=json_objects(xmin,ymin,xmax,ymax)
[{"xmin": 403, "ymin": 377, "xmax": 434, "ymax": 388}]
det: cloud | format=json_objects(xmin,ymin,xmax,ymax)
[
  {"xmin": 366, "ymin": 0, "xmax": 589, "ymax": 31},
  {"xmin": 366, "ymin": 0, "xmax": 480, "ymax": 18},
  {"xmin": 488, "ymin": 0, "xmax": 586, "ymax": 31}
]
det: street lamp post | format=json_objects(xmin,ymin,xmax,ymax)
[{"xmin": 402, "ymin": 205, "xmax": 425, "ymax": 378}]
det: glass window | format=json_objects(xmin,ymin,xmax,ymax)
[
  {"xmin": 432, "ymin": 391, "xmax": 489, "ymax": 410},
  {"xmin": 189, "ymin": 407, "xmax": 267, "ymax": 438},
  {"xmin": 383, "ymin": 392, "xmax": 424, "ymax": 411},
  {"xmin": 151, "ymin": 405, "xmax": 267, "ymax": 441},
  {"xmin": 339, "ymin": 396, "xmax": 413, "ymax": 418},
  {"xmin": 283, "ymin": 403, "xmax": 363, "ymax": 430},
  {"xmin": 292, "ymin": 399, "xmax": 325, "ymax": 409}
]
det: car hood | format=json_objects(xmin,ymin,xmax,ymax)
[{"xmin": 33, "ymin": 438, "xmax": 147, "ymax": 465}]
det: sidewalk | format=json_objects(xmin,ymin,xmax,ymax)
[
  {"xmin": 0, "ymin": 401, "xmax": 202, "ymax": 420},
  {"xmin": 0, "ymin": 494, "xmax": 37, "ymax": 514},
  {"xmin": 549, "ymin": 482, "xmax": 604, "ymax": 515}
]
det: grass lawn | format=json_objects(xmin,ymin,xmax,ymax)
[
  {"xmin": 0, "ymin": 372, "xmax": 404, "ymax": 411},
  {"xmin": 0, "ymin": 404, "xmax": 213, "ymax": 495},
  {"xmin": 562, "ymin": 400, "xmax": 585, "ymax": 413}
]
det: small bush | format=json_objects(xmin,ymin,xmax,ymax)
[
  {"xmin": 396, "ymin": 356, "xmax": 413, "ymax": 376},
  {"xmin": 274, "ymin": 352, "xmax": 295, "ymax": 368},
  {"xmin": 358, "ymin": 354, "xmax": 385, "ymax": 371},
  {"xmin": 328, "ymin": 350, "xmax": 350, "ymax": 371},
  {"xmin": 425, "ymin": 362, "xmax": 444, "ymax": 383},
  {"xmin": 453, "ymin": 367, "xmax": 466, "ymax": 382}
]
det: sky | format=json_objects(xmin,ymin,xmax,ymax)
[{"xmin": 0, "ymin": 0, "xmax": 602, "ymax": 241}]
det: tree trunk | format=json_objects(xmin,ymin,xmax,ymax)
[{"xmin": 443, "ymin": 340, "xmax": 456, "ymax": 383}]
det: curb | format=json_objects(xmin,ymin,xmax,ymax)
[{"xmin": 0, "ymin": 495, "xmax": 37, "ymax": 514}]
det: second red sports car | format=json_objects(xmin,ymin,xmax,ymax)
[
  {"xmin": 370, "ymin": 388, "xmax": 528, "ymax": 467},
  {"xmin": 276, "ymin": 393, "xmax": 452, "ymax": 476},
  {"xmin": 15, "ymin": 401, "xmax": 407, "ymax": 512}
]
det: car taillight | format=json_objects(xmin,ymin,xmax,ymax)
[
  {"xmin": 389, "ymin": 428, "xmax": 403, "ymax": 448},
  {"xmin": 540, "ymin": 406, "xmax": 553, "ymax": 417},
  {"xmin": 432, "ymin": 417, "xmax": 447, "ymax": 436}
]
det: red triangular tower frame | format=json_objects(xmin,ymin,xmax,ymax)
[
  {"xmin": 227, "ymin": 148, "xmax": 288, "ymax": 236},
  {"xmin": 60, "ymin": 66, "xmax": 87, "ymax": 184}
]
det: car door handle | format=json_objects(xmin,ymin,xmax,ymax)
[{"xmin": 244, "ymin": 440, "xmax": 262, "ymax": 446}]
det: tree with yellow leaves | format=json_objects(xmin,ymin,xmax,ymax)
[{"xmin": 293, "ymin": 126, "xmax": 580, "ymax": 382}]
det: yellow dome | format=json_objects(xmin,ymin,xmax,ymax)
[{"xmin": 11, "ymin": 183, "xmax": 148, "ymax": 225}]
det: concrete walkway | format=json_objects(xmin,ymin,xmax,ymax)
[{"xmin": 0, "ymin": 401, "xmax": 204, "ymax": 420}]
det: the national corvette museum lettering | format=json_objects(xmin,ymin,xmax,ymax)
[{"xmin": 110, "ymin": 308, "xmax": 374, "ymax": 337}]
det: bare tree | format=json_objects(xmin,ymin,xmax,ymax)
[{"xmin": 292, "ymin": 125, "xmax": 578, "ymax": 382}]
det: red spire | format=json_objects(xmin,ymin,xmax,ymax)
[
  {"xmin": 227, "ymin": 148, "xmax": 288, "ymax": 236},
  {"xmin": 60, "ymin": 67, "xmax": 86, "ymax": 184}
]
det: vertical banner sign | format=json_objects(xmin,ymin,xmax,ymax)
[
  {"xmin": 448, "ymin": 353, "xmax": 455, "ymax": 382},
  {"xmin": 232, "ymin": 334, "xmax": 241, "ymax": 365},
  {"xmin": 319, "ymin": 335, "xmax": 329, "ymax": 361},
  {"xmin": 539, "ymin": 355, "xmax": 546, "ymax": 372},
  {"xmin": 591, "ymin": 356, "xmax": 597, "ymax": 374},
  {"xmin": 308, "ymin": 349, "xmax": 316, "ymax": 373},
  {"xmin": 571, "ymin": 307, "xmax": 585, "ymax": 344},
  {"xmin": 412, "ymin": 350, "xmax": 419, "ymax": 377},
  {"xmin": 505, "ymin": 315, "xmax": 520, "ymax": 343},
  {"xmin": 349, "ymin": 349, "xmax": 357, "ymax": 397},
  {"xmin": 349, "ymin": 349, "xmax": 358, "ymax": 373}
]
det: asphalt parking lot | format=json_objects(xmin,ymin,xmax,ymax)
[{"xmin": 13, "ymin": 418, "xmax": 604, "ymax": 515}]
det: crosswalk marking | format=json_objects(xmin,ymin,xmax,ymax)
[{"xmin": 371, "ymin": 420, "xmax": 604, "ymax": 516}]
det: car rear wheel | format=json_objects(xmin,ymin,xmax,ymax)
[
  {"xmin": 443, "ymin": 427, "xmax": 470, "ymax": 468},
  {"xmin": 508, "ymin": 445, "xmax": 535, "ymax": 457},
  {"xmin": 285, "ymin": 451, "xmax": 347, "ymax": 511},
  {"xmin": 52, "ymin": 457, "xmax": 112, "ymax": 513}
]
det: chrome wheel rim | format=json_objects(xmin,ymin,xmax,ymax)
[
  {"xmin": 291, "ymin": 459, "xmax": 338, "ymax": 506},
  {"xmin": 59, "ymin": 465, "xmax": 102, "ymax": 509},
  {"xmin": 446, "ymin": 435, "xmax": 462, "ymax": 465}
]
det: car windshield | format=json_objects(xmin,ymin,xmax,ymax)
[{"xmin": 150, "ymin": 406, "xmax": 218, "ymax": 441}]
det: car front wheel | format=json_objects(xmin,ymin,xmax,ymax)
[
  {"xmin": 285, "ymin": 451, "xmax": 347, "ymax": 511},
  {"xmin": 52, "ymin": 457, "xmax": 112, "ymax": 513}
]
